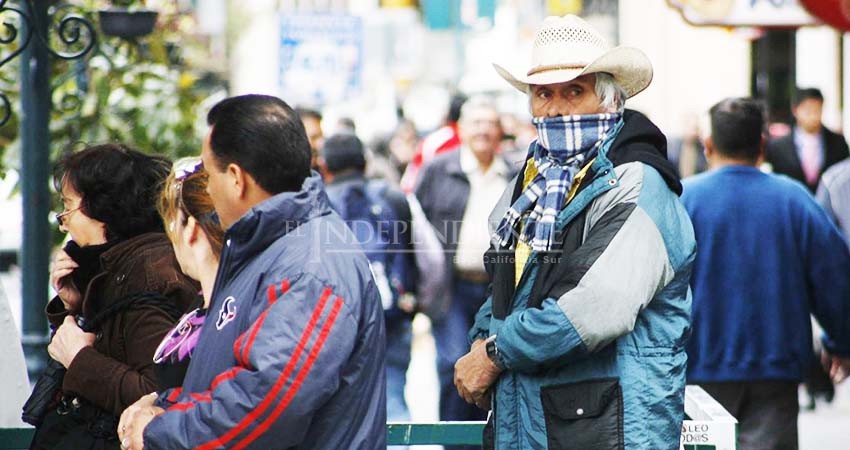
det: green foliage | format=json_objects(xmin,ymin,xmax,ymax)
[
  {"xmin": 50, "ymin": 42, "xmax": 211, "ymax": 161},
  {"xmin": 0, "ymin": 1, "xmax": 223, "ymax": 176}
]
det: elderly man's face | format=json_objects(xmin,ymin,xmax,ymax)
[
  {"xmin": 459, "ymin": 105, "xmax": 503, "ymax": 158},
  {"xmin": 530, "ymin": 74, "xmax": 603, "ymax": 118}
]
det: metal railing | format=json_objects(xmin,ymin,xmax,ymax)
[{"xmin": 0, "ymin": 386, "xmax": 736, "ymax": 449}]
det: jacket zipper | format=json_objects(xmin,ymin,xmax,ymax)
[{"xmin": 209, "ymin": 237, "xmax": 233, "ymax": 308}]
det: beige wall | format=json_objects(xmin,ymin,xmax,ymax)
[{"xmin": 619, "ymin": 0, "xmax": 751, "ymax": 137}]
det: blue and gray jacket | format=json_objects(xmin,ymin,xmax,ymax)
[
  {"xmin": 471, "ymin": 110, "xmax": 696, "ymax": 450},
  {"xmin": 144, "ymin": 173, "xmax": 387, "ymax": 449}
]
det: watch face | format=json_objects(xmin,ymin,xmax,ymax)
[{"xmin": 486, "ymin": 339, "xmax": 497, "ymax": 357}]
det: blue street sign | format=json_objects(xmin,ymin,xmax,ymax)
[{"xmin": 279, "ymin": 14, "xmax": 363, "ymax": 106}]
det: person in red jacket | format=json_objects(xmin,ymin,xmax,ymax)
[{"xmin": 400, "ymin": 93, "xmax": 467, "ymax": 193}]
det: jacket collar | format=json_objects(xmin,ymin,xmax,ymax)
[
  {"xmin": 224, "ymin": 171, "xmax": 333, "ymax": 257},
  {"xmin": 443, "ymin": 149, "xmax": 465, "ymax": 176},
  {"xmin": 459, "ymin": 145, "xmax": 509, "ymax": 177},
  {"xmin": 100, "ymin": 232, "xmax": 169, "ymax": 271}
]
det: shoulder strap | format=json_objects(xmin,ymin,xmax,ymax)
[{"xmin": 82, "ymin": 291, "xmax": 182, "ymax": 332}]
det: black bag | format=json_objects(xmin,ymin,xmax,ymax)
[
  {"xmin": 29, "ymin": 397, "xmax": 120, "ymax": 450},
  {"xmin": 21, "ymin": 359, "xmax": 67, "ymax": 427},
  {"xmin": 24, "ymin": 292, "xmax": 182, "ymax": 448},
  {"xmin": 22, "ymin": 314, "xmax": 87, "ymax": 427}
]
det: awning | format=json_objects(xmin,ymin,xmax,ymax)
[
  {"xmin": 667, "ymin": 0, "xmax": 816, "ymax": 28},
  {"xmin": 799, "ymin": 0, "xmax": 850, "ymax": 31}
]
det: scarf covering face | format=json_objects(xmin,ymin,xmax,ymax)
[
  {"xmin": 64, "ymin": 240, "xmax": 119, "ymax": 299},
  {"xmin": 494, "ymin": 112, "xmax": 622, "ymax": 252}
]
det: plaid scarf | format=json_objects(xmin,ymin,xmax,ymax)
[{"xmin": 494, "ymin": 113, "xmax": 621, "ymax": 251}]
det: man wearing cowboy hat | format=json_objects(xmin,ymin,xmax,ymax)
[{"xmin": 453, "ymin": 15, "xmax": 696, "ymax": 450}]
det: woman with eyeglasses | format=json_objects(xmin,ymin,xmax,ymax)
[
  {"xmin": 150, "ymin": 157, "xmax": 223, "ymax": 388},
  {"xmin": 27, "ymin": 144, "xmax": 198, "ymax": 450}
]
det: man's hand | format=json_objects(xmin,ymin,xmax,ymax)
[
  {"xmin": 454, "ymin": 339, "xmax": 502, "ymax": 411},
  {"xmin": 50, "ymin": 250, "xmax": 81, "ymax": 311},
  {"xmin": 47, "ymin": 316, "xmax": 95, "ymax": 368},
  {"xmin": 821, "ymin": 350, "xmax": 850, "ymax": 384},
  {"xmin": 118, "ymin": 393, "xmax": 163, "ymax": 450}
]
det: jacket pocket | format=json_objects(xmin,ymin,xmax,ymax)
[{"xmin": 540, "ymin": 378, "xmax": 624, "ymax": 450}]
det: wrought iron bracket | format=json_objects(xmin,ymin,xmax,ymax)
[{"xmin": 0, "ymin": 0, "xmax": 97, "ymax": 126}]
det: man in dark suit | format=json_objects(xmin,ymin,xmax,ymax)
[{"xmin": 767, "ymin": 87, "xmax": 849, "ymax": 192}]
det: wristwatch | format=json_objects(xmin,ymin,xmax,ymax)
[{"xmin": 485, "ymin": 335, "xmax": 505, "ymax": 370}]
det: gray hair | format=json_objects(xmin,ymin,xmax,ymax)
[
  {"xmin": 459, "ymin": 95, "xmax": 499, "ymax": 123},
  {"xmin": 594, "ymin": 73, "xmax": 627, "ymax": 113},
  {"xmin": 526, "ymin": 72, "xmax": 627, "ymax": 114}
]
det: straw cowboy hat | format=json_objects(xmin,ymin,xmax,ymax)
[{"xmin": 493, "ymin": 14, "xmax": 653, "ymax": 98}]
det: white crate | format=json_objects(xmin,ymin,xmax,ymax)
[{"xmin": 681, "ymin": 385, "xmax": 738, "ymax": 450}]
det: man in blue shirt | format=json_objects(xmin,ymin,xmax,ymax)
[{"xmin": 682, "ymin": 97, "xmax": 850, "ymax": 450}]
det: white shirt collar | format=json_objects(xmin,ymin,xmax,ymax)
[{"xmin": 459, "ymin": 145, "xmax": 508, "ymax": 177}]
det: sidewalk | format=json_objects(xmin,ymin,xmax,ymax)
[
  {"xmin": 799, "ymin": 380, "xmax": 850, "ymax": 449},
  {"xmin": 405, "ymin": 314, "xmax": 443, "ymax": 450}
]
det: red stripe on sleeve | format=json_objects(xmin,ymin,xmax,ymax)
[
  {"xmin": 167, "ymin": 402, "xmax": 195, "ymax": 412},
  {"xmin": 266, "ymin": 284, "xmax": 276, "ymax": 305},
  {"xmin": 190, "ymin": 392, "xmax": 213, "ymax": 403},
  {"xmin": 233, "ymin": 331, "xmax": 247, "ymax": 366},
  {"xmin": 232, "ymin": 297, "xmax": 345, "ymax": 450},
  {"xmin": 195, "ymin": 287, "xmax": 333, "ymax": 450},
  {"xmin": 240, "ymin": 279, "xmax": 291, "ymax": 367},
  {"xmin": 166, "ymin": 387, "xmax": 183, "ymax": 403},
  {"xmin": 210, "ymin": 367, "xmax": 246, "ymax": 390}
]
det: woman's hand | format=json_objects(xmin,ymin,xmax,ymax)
[
  {"xmin": 118, "ymin": 393, "xmax": 163, "ymax": 450},
  {"xmin": 47, "ymin": 316, "xmax": 95, "ymax": 368},
  {"xmin": 50, "ymin": 249, "xmax": 81, "ymax": 312}
]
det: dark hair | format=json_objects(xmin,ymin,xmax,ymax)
[
  {"xmin": 448, "ymin": 93, "xmax": 468, "ymax": 124},
  {"xmin": 323, "ymin": 133, "xmax": 366, "ymax": 174},
  {"xmin": 294, "ymin": 106, "xmax": 322, "ymax": 122},
  {"xmin": 337, "ymin": 117, "xmax": 356, "ymax": 133},
  {"xmin": 793, "ymin": 87, "xmax": 824, "ymax": 107},
  {"xmin": 709, "ymin": 97, "xmax": 765, "ymax": 160},
  {"xmin": 207, "ymin": 95, "xmax": 311, "ymax": 194},
  {"xmin": 53, "ymin": 143, "xmax": 171, "ymax": 241}
]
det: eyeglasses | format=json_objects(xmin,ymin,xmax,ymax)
[{"xmin": 55, "ymin": 206, "xmax": 82, "ymax": 226}]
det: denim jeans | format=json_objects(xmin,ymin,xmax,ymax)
[
  {"xmin": 386, "ymin": 318, "xmax": 412, "ymax": 422},
  {"xmin": 431, "ymin": 278, "xmax": 489, "ymax": 450}
]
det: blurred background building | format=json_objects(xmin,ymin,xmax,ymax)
[
  {"xmin": 204, "ymin": 0, "xmax": 850, "ymax": 143},
  {"xmin": 3, "ymin": 0, "xmax": 850, "ymax": 355}
]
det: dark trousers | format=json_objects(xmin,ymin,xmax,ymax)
[
  {"xmin": 432, "ymin": 277, "xmax": 489, "ymax": 450},
  {"xmin": 699, "ymin": 381, "xmax": 799, "ymax": 450}
]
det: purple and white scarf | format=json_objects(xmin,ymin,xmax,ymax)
[
  {"xmin": 153, "ymin": 307, "xmax": 206, "ymax": 364},
  {"xmin": 493, "ymin": 113, "xmax": 622, "ymax": 252}
]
